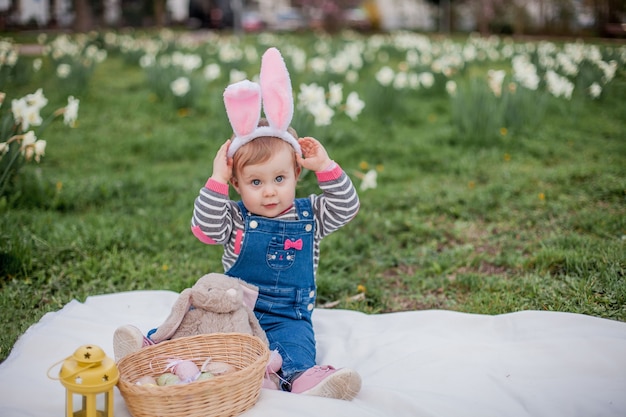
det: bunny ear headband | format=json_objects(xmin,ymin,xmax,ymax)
[{"xmin": 224, "ymin": 47, "xmax": 301, "ymax": 158}]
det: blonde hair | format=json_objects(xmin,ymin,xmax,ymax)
[{"xmin": 231, "ymin": 118, "xmax": 298, "ymax": 177}]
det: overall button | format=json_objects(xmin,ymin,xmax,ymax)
[
  {"xmin": 305, "ymin": 224, "xmax": 312, "ymax": 232},
  {"xmin": 307, "ymin": 303, "xmax": 314, "ymax": 311},
  {"xmin": 309, "ymin": 290, "xmax": 315, "ymax": 298},
  {"xmin": 250, "ymin": 220, "xmax": 258, "ymax": 229},
  {"xmin": 302, "ymin": 211, "xmax": 310, "ymax": 217}
]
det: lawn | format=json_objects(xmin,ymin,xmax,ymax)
[{"xmin": 0, "ymin": 30, "xmax": 624, "ymax": 362}]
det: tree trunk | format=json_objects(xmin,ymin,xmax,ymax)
[
  {"xmin": 0, "ymin": 0, "xmax": 18, "ymax": 31},
  {"xmin": 48, "ymin": 0, "xmax": 58, "ymax": 28},
  {"xmin": 73, "ymin": 0, "xmax": 94, "ymax": 31},
  {"xmin": 472, "ymin": 0, "xmax": 493, "ymax": 35},
  {"xmin": 154, "ymin": 0, "xmax": 166, "ymax": 27},
  {"xmin": 440, "ymin": 0, "xmax": 450, "ymax": 33}
]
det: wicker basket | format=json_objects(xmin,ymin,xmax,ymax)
[{"xmin": 116, "ymin": 333, "xmax": 269, "ymax": 417}]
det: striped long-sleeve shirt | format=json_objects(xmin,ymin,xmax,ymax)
[{"xmin": 191, "ymin": 163, "xmax": 360, "ymax": 276}]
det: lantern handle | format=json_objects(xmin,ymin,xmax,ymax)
[{"xmin": 47, "ymin": 356, "xmax": 98, "ymax": 381}]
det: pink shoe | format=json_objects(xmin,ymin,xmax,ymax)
[
  {"xmin": 262, "ymin": 374, "xmax": 280, "ymax": 390},
  {"xmin": 262, "ymin": 350, "xmax": 283, "ymax": 390},
  {"xmin": 291, "ymin": 365, "xmax": 361, "ymax": 400}
]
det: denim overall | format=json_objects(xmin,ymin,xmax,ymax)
[{"xmin": 226, "ymin": 199, "xmax": 317, "ymax": 387}]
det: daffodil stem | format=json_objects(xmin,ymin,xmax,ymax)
[{"xmin": 0, "ymin": 145, "xmax": 23, "ymax": 196}]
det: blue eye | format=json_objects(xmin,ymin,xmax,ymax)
[
  {"xmin": 252, "ymin": 179, "xmax": 261, "ymax": 186},
  {"xmin": 275, "ymin": 176, "xmax": 284, "ymax": 183}
]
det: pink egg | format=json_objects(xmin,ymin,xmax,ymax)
[{"xmin": 173, "ymin": 360, "xmax": 200, "ymax": 382}]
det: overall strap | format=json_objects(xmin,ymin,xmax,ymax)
[
  {"xmin": 237, "ymin": 200, "xmax": 248, "ymax": 216},
  {"xmin": 294, "ymin": 198, "xmax": 313, "ymax": 219}
]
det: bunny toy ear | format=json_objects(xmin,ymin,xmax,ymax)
[
  {"xmin": 149, "ymin": 288, "xmax": 193, "ymax": 343},
  {"xmin": 224, "ymin": 47, "xmax": 301, "ymax": 158}
]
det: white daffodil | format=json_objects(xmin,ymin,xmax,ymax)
[
  {"xmin": 56, "ymin": 63, "xmax": 72, "ymax": 78},
  {"xmin": 85, "ymin": 44, "xmax": 99, "ymax": 60},
  {"xmin": 344, "ymin": 92, "xmax": 365, "ymax": 121},
  {"xmin": 598, "ymin": 60, "xmax": 618, "ymax": 83},
  {"xmin": 20, "ymin": 131, "xmax": 37, "ymax": 160},
  {"xmin": 22, "ymin": 104, "xmax": 44, "ymax": 130},
  {"xmin": 445, "ymin": 80, "xmax": 457, "ymax": 96},
  {"xmin": 12, "ymin": 93, "xmax": 45, "ymax": 131},
  {"xmin": 95, "ymin": 49, "xmax": 107, "ymax": 64},
  {"xmin": 244, "ymin": 45, "xmax": 258, "ymax": 63},
  {"xmin": 170, "ymin": 77, "xmax": 191, "ymax": 97},
  {"xmin": 139, "ymin": 54, "xmax": 155, "ymax": 68},
  {"xmin": 290, "ymin": 48, "xmax": 307, "ymax": 72},
  {"xmin": 218, "ymin": 45, "xmax": 243, "ymax": 63},
  {"xmin": 487, "ymin": 69, "xmax": 506, "ymax": 97},
  {"xmin": 375, "ymin": 66, "xmax": 394, "ymax": 87},
  {"xmin": 556, "ymin": 52, "xmax": 578, "ymax": 76},
  {"xmin": 360, "ymin": 169, "xmax": 378, "ymax": 191},
  {"xmin": 203, "ymin": 63, "xmax": 221, "ymax": 82},
  {"xmin": 309, "ymin": 56, "xmax": 327, "ymax": 75},
  {"xmin": 406, "ymin": 49, "xmax": 420, "ymax": 66},
  {"xmin": 418, "ymin": 72, "xmax": 435, "ymax": 89},
  {"xmin": 393, "ymin": 72, "xmax": 408, "ymax": 89},
  {"xmin": 588, "ymin": 83, "xmax": 602, "ymax": 99},
  {"xmin": 26, "ymin": 88, "xmax": 48, "ymax": 110},
  {"xmin": 512, "ymin": 55, "xmax": 540, "ymax": 91},
  {"xmin": 329, "ymin": 55, "xmax": 350, "ymax": 74},
  {"xmin": 345, "ymin": 70, "xmax": 359, "ymax": 84},
  {"xmin": 158, "ymin": 55, "xmax": 172, "ymax": 68},
  {"xmin": 172, "ymin": 52, "xmax": 202, "ymax": 73},
  {"xmin": 328, "ymin": 82, "xmax": 343, "ymax": 107},
  {"xmin": 34, "ymin": 140, "xmax": 46, "ymax": 162},
  {"xmin": 297, "ymin": 83, "xmax": 326, "ymax": 111},
  {"xmin": 308, "ymin": 102, "xmax": 334, "ymax": 126},
  {"xmin": 229, "ymin": 69, "xmax": 247, "ymax": 84},
  {"xmin": 64, "ymin": 96, "xmax": 80, "ymax": 127},
  {"xmin": 11, "ymin": 97, "xmax": 27, "ymax": 126},
  {"xmin": 4, "ymin": 49, "xmax": 18, "ymax": 67},
  {"xmin": 545, "ymin": 70, "xmax": 574, "ymax": 99}
]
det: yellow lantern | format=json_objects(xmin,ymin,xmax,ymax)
[{"xmin": 55, "ymin": 344, "xmax": 119, "ymax": 417}]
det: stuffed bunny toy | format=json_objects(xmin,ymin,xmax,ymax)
[{"xmin": 149, "ymin": 273, "xmax": 269, "ymax": 346}]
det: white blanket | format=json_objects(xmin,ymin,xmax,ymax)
[{"xmin": 1, "ymin": 290, "xmax": 625, "ymax": 417}]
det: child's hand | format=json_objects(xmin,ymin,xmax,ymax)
[
  {"xmin": 297, "ymin": 137, "xmax": 333, "ymax": 172},
  {"xmin": 210, "ymin": 139, "xmax": 233, "ymax": 184}
]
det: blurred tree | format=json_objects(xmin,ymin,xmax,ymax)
[
  {"xmin": 423, "ymin": 0, "xmax": 455, "ymax": 32},
  {"xmin": 585, "ymin": 0, "xmax": 626, "ymax": 36},
  {"xmin": 6, "ymin": 0, "xmax": 169, "ymax": 30},
  {"xmin": 466, "ymin": 0, "xmax": 503, "ymax": 35},
  {"xmin": 153, "ymin": 0, "xmax": 166, "ymax": 26},
  {"xmin": 547, "ymin": 0, "xmax": 577, "ymax": 34},
  {"xmin": 0, "ymin": 0, "xmax": 18, "ymax": 31},
  {"xmin": 296, "ymin": 0, "xmax": 361, "ymax": 32},
  {"xmin": 73, "ymin": 0, "xmax": 95, "ymax": 31}
]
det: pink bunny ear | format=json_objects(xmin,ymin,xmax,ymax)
[
  {"xmin": 260, "ymin": 47, "xmax": 293, "ymax": 132},
  {"xmin": 223, "ymin": 80, "xmax": 261, "ymax": 139},
  {"xmin": 224, "ymin": 48, "xmax": 301, "ymax": 158}
]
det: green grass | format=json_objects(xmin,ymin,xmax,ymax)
[{"xmin": 1, "ymin": 32, "xmax": 625, "ymax": 362}]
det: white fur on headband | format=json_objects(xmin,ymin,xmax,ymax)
[{"xmin": 224, "ymin": 47, "xmax": 301, "ymax": 158}]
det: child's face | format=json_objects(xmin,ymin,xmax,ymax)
[{"xmin": 231, "ymin": 145, "xmax": 300, "ymax": 218}]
